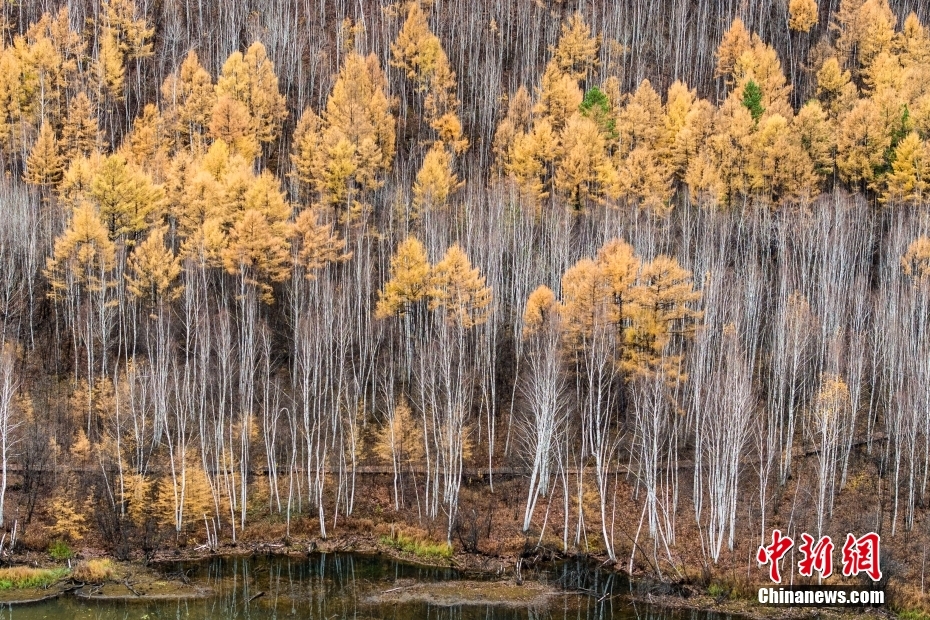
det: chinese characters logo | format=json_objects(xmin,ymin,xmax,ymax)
[{"xmin": 757, "ymin": 530, "xmax": 881, "ymax": 583}]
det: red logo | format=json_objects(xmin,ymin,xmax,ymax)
[
  {"xmin": 758, "ymin": 531, "xmax": 882, "ymax": 583},
  {"xmin": 757, "ymin": 529, "xmax": 794, "ymax": 583},
  {"xmin": 841, "ymin": 532, "xmax": 882, "ymax": 581},
  {"xmin": 798, "ymin": 533, "xmax": 834, "ymax": 578}
]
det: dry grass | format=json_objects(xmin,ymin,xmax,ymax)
[
  {"xmin": 0, "ymin": 566, "xmax": 68, "ymax": 589},
  {"xmin": 71, "ymin": 558, "xmax": 115, "ymax": 583}
]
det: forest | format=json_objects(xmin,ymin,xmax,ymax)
[{"xmin": 0, "ymin": 0, "xmax": 929, "ymax": 606}]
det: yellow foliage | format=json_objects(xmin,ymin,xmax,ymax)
[
  {"xmin": 91, "ymin": 154, "xmax": 163, "ymax": 241},
  {"xmin": 412, "ymin": 142, "xmax": 462, "ymax": 217},
  {"xmin": 554, "ymin": 113, "xmax": 614, "ymax": 208},
  {"xmin": 882, "ymin": 132, "xmax": 930, "ymax": 204},
  {"xmin": 125, "ymin": 226, "xmax": 183, "ymax": 306},
  {"xmin": 522, "ymin": 285, "xmax": 559, "ymax": 338},
  {"xmin": 624, "ymin": 255, "xmax": 701, "ymax": 380},
  {"xmin": 902, "ymin": 236, "xmax": 930, "ymax": 279},
  {"xmin": 375, "ymin": 236, "xmax": 431, "ymax": 319},
  {"xmin": 534, "ymin": 62, "xmax": 583, "ymax": 131},
  {"xmin": 61, "ymin": 92, "xmax": 100, "ymax": 160},
  {"xmin": 376, "ymin": 397, "xmax": 425, "ymax": 465},
  {"xmin": 161, "ymin": 50, "xmax": 215, "ymax": 148},
  {"xmin": 429, "ymin": 244, "xmax": 492, "ymax": 328},
  {"xmin": 215, "ymin": 42, "xmax": 287, "ymax": 144},
  {"xmin": 48, "ymin": 495, "xmax": 86, "ymax": 542},
  {"xmin": 291, "ymin": 208, "xmax": 351, "ymax": 278},
  {"xmin": 222, "ymin": 208, "xmax": 291, "ymax": 303},
  {"xmin": 24, "ymin": 121, "xmax": 63, "ymax": 187},
  {"xmin": 550, "ymin": 13, "xmax": 599, "ymax": 81},
  {"xmin": 836, "ymin": 98, "xmax": 891, "ymax": 187},
  {"xmin": 789, "ymin": 0, "xmax": 819, "ymax": 32},
  {"xmin": 715, "ymin": 18, "xmax": 751, "ymax": 82},
  {"xmin": 45, "ymin": 202, "xmax": 116, "ymax": 299},
  {"xmin": 209, "ymin": 95, "xmax": 260, "ymax": 160}
]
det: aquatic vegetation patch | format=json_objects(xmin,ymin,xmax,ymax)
[
  {"xmin": 0, "ymin": 566, "xmax": 69, "ymax": 590},
  {"xmin": 379, "ymin": 532, "xmax": 453, "ymax": 559}
]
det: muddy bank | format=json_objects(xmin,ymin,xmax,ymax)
[{"xmin": 365, "ymin": 578, "xmax": 569, "ymax": 608}]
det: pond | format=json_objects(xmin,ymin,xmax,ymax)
[{"xmin": 0, "ymin": 553, "xmax": 736, "ymax": 619}]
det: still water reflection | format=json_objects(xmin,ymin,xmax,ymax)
[{"xmin": 0, "ymin": 553, "xmax": 738, "ymax": 619}]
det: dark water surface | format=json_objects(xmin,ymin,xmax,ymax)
[{"xmin": 0, "ymin": 553, "xmax": 737, "ymax": 619}]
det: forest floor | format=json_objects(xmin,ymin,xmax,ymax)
[{"xmin": 4, "ymin": 449, "xmax": 921, "ymax": 618}]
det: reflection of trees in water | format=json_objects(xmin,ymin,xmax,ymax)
[{"xmin": 152, "ymin": 554, "xmax": 720, "ymax": 620}]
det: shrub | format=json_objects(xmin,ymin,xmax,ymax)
[
  {"xmin": 48, "ymin": 539, "xmax": 72, "ymax": 560},
  {"xmin": 72, "ymin": 559, "xmax": 115, "ymax": 583}
]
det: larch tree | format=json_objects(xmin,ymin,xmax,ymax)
[
  {"xmin": 789, "ymin": 0, "xmax": 819, "ymax": 33},
  {"xmin": 391, "ymin": 2, "xmax": 467, "ymax": 151},
  {"xmin": 836, "ymin": 98, "xmax": 891, "ymax": 188},
  {"xmin": 316, "ymin": 52, "xmax": 395, "ymax": 216},
  {"xmin": 412, "ymin": 142, "xmax": 462, "ymax": 218},
  {"xmin": 429, "ymin": 244, "xmax": 492, "ymax": 329},
  {"xmin": 90, "ymin": 154, "xmax": 163, "ymax": 243},
  {"xmin": 715, "ymin": 18, "xmax": 751, "ymax": 86},
  {"xmin": 625, "ymin": 255, "xmax": 701, "ymax": 380},
  {"xmin": 209, "ymin": 97, "xmax": 260, "ymax": 161},
  {"xmin": 215, "ymin": 42, "xmax": 288, "ymax": 145},
  {"xmin": 24, "ymin": 121, "xmax": 63, "ymax": 188},
  {"xmin": 291, "ymin": 208, "xmax": 351, "ymax": 278},
  {"xmin": 61, "ymin": 93, "xmax": 101, "ymax": 161},
  {"xmin": 550, "ymin": 13, "xmax": 599, "ymax": 82},
  {"xmin": 375, "ymin": 236, "xmax": 431, "ymax": 320},
  {"xmin": 881, "ymin": 132, "xmax": 929, "ymax": 204},
  {"xmin": 161, "ymin": 51, "xmax": 215, "ymax": 150},
  {"xmin": 45, "ymin": 203, "xmax": 117, "ymax": 434}
]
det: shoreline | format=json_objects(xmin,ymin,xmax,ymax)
[{"xmin": 0, "ymin": 535, "xmax": 901, "ymax": 619}]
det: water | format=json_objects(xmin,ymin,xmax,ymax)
[{"xmin": 0, "ymin": 554, "xmax": 737, "ymax": 619}]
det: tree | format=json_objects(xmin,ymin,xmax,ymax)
[
  {"xmin": 550, "ymin": 13, "xmax": 599, "ymax": 81},
  {"xmin": 45, "ymin": 203, "xmax": 117, "ymax": 428},
  {"xmin": 518, "ymin": 286, "xmax": 565, "ymax": 533},
  {"xmin": 816, "ymin": 57, "xmax": 857, "ymax": 119},
  {"xmin": 625, "ymin": 255, "xmax": 701, "ymax": 380},
  {"xmin": 161, "ymin": 51, "xmax": 215, "ymax": 149},
  {"xmin": 289, "ymin": 107, "xmax": 322, "ymax": 196},
  {"xmin": 429, "ymin": 244, "xmax": 492, "ymax": 328},
  {"xmin": 61, "ymin": 93, "xmax": 100, "ymax": 161},
  {"xmin": 91, "ymin": 154, "xmax": 163, "ymax": 242},
  {"xmin": 222, "ymin": 207, "xmax": 291, "ymax": 304},
  {"xmin": 0, "ymin": 343, "xmax": 21, "ymax": 528},
  {"xmin": 716, "ymin": 18, "xmax": 751, "ymax": 83},
  {"xmin": 789, "ymin": 0, "xmax": 819, "ymax": 32},
  {"xmin": 836, "ymin": 98, "xmax": 891, "ymax": 188},
  {"xmin": 882, "ymin": 132, "xmax": 929, "ymax": 204},
  {"xmin": 24, "ymin": 121, "xmax": 63, "ymax": 187},
  {"xmin": 215, "ymin": 42, "xmax": 288, "ymax": 144},
  {"xmin": 534, "ymin": 63, "xmax": 583, "ymax": 132},
  {"xmin": 291, "ymin": 208, "xmax": 351, "ymax": 278},
  {"xmin": 375, "ymin": 236, "xmax": 431, "ymax": 319},
  {"xmin": 125, "ymin": 227, "xmax": 182, "ymax": 308},
  {"xmin": 412, "ymin": 142, "xmax": 461, "ymax": 218},
  {"xmin": 554, "ymin": 114, "xmax": 614, "ymax": 208},
  {"xmin": 741, "ymin": 80, "xmax": 765, "ymax": 122},
  {"xmin": 316, "ymin": 52, "xmax": 395, "ymax": 214},
  {"xmin": 209, "ymin": 96, "xmax": 259, "ymax": 160}
]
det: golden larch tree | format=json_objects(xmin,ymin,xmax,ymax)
[
  {"xmin": 429, "ymin": 244, "xmax": 492, "ymax": 328},
  {"xmin": 24, "ymin": 121, "xmax": 63, "ymax": 187},
  {"xmin": 375, "ymin": 236, "xmax": 431, "ymax": 319}
]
